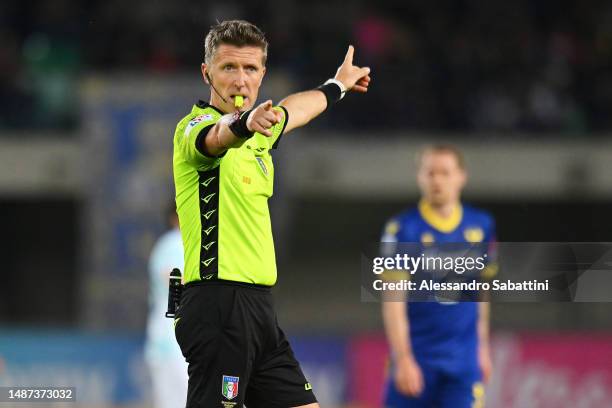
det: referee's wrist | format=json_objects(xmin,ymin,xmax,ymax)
[
  {"xmin": 316, "ymin": 78, "xmax": 347, "ymax": 110},
  {"xmin": 229, "ymin": 109, "xmax": 254, "ymax": 139},
  {"xmin": 325, "ymin": 78, "xmax": 347, "ymax": 99}
]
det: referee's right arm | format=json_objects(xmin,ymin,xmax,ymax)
[{"xmin": 202, "ymin": 100, "xmax": 284, "ymax": 156}]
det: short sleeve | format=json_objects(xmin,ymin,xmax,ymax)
[
  {"xmin": 380, "ymin": 218, "xmax": 401, "ymax": 257},
  {"xmin": 380, "ymin": 218, "xmax": 410, "ymax": 283},
  {"xmin": 268, "ymin": 106, "xmax": 289, "ymax": 150},
  {"xmin": 381, "ymin": 219, "xmax": 401, "ymax": 243},
  {"xmin": 176, "ymin": 111, "xmax": 222, "ymax": 171}
]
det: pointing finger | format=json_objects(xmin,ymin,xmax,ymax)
[
  {"xmin": 262, "ymin": 100, "xmax": 273, "ymax": 111},
  {"xmin": 344, "ymin": 45, "xmax": 354, "ymax": 64}
]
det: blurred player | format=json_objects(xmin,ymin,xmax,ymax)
[
  {"xmin": 144, "ymin": 202, "xmax": 188, "ymax": 408},
  {"xmin": 173, "ymin": 20, "xmax": 370, "ymax": 408},
  {"xmin": 381, "ymin": 145, "xmax": 496, "ymax": 408}
]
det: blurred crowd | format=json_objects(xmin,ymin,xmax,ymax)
[{"xmin": 2, "ymin": 0, "xmax": 612, "ymax": 134}]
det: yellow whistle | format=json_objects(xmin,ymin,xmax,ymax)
[{"xmin": 234, "ymin": 95, "xmax": 244, "ymax": 108}]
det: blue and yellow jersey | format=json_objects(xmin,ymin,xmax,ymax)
[{"xmin": 381, "ymin": 200, "xmax": 496, "ymax": 374}]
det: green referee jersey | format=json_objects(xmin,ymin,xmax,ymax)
[{"xmin": 173, "ymin": 100, "xmax": 288, "ymax": 286}]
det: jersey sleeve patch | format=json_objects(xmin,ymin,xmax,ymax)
[
  {"xmin": 176, "ymin": 110, "xmax": 221, "ymax": 171},
  {"xmin": 380, "ymin": 219, "xmax": 400, "ymax": 257},
  {"xmin": 184, "ymin": 114, "xmax": 214, "ymax": 137},
  {"xmin": 385, "ymin": 220, "xmax": 399, "ymax": 235}
]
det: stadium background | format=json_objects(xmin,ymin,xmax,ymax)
[{"xmin": 1, "ymin": 0, "xmax": 612, "ymax": 406}]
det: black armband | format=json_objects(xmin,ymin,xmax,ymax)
[
  {"xmin": 229, "ymin": 109, "xmax": 254, "ymax": 139},
  {"xmin": 316, "ymin": 79, "xmax": 347, "ymax": 110}
]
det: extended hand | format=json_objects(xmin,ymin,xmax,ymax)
[
  {"xmin": 334, "ymin": 45, "xmax": 371, "ymax": 93},
  {"xmin": 247, "ymin": 100, "xmax": 283, "ymax": 137},
  {"xmin": 395, "ymin": 355, "xmax": 424, "ymax": 397}
]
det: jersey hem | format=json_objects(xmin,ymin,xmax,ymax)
[{"xmin": 184, "ymin": 279, "xmax": 272, "ymax": 291}]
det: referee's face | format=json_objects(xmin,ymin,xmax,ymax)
[
  {"xmin": 202, "ymin": 44, "xmax": 266, "ymax": 113},
  {"xmin": 418, "ymin": 151, "xmax": 466, "ymax": 207}
]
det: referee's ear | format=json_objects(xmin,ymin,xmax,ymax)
[{"xmin": 201, "ymin": 63, "xmax": 210, "ymax": 84}]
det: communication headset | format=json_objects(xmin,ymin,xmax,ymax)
[{"xmin": 204, "ymin": 70, "xmax": 229, "ymax": 105}]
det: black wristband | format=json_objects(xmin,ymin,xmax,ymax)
[
  {"xmin": 316, "ymin": 83, "xmax": 343, "ymax": 110},
  {"xmin": 229, "ymin": 109, "xmax": 254, "ymax": 139}
]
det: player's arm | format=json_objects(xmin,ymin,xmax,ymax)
[
  {"xmin": 382, "ymin": 301, "xmax": 424, "ymax": 397},
  {"xmin": 478, "ymin": 302, "xmax": 491, "ymax": 346},
  {"xmin": 478, "ymin": 302, "xmax": 492, "ymax": 383},
  {"xmin": 478, "ymin": 216, "xmax": 496, "ymax": 383},
  {"xmin": 382, "ymin": 301, "xmax": 412, "ymax": 361},
  {"xmin": 279, "ymin": 45, "xmax": 371, "ymax": 134},
  {"xmin": 200, "ymin": 100, "xmax": 282, "ymax": 156}
]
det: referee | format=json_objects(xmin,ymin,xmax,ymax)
[{"xmin": 172, "ymin": 20, "xmax": 371, "ymax": 408}]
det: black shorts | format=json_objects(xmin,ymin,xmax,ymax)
[{"xmin": 175, "ymin": 281, "xmax": 317, "ymax": 408}]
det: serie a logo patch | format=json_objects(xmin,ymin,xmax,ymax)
[
  {"xmin": 222, "ymin": 375, "xmax": 239, "ymax": 400},
  {"xmin": 184, "ymin": 113, "xmax": 213, "ymax": 136}
]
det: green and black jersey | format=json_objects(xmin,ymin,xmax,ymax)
[{"xmin": 173, "ymin": 101, "xmax": 288, "ymax": 286}]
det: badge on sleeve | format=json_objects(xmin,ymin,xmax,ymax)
[
  {"xmin": 464, "ymin": 227, "xmax": 484, "ymax": 243},
  {"xmin": 384, "ymin": 220, "xmax": 399, "ymax": 236},
  {"xmin": 184, "ymin": 114, "xmax": 213, "ymax": 136}
]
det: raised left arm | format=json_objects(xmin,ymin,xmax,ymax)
[{"xmin": 279, "ymin": 45, "xmax": 371, "ymax": 134}]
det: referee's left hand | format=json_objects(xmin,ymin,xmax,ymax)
[{"xmin": 334, "ymin": 45, "xmax": 371, "ymax": 93}]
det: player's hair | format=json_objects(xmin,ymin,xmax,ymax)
[
  {"xmin": 418, "ymin": 144, "xmax": 466, "ymax": 170},
  {"xmin": 204, "ymin": 20, "xmax": 268, "ymax": 65}
]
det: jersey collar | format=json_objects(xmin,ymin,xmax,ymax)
[
  {"xmin": 194, "ymin": 100, "xmax": 225, "ymax": 115},
  {"xmin": 418, "ymin": 199, "xmax": 463, "ymax": 233}
]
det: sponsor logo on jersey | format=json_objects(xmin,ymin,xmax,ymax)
[
  {"xmin": 202, "ymin": 193, "xmax": 216, "ymax": 203},
  {"xmin": 201, "ymin": 176, "xmax": 216, "ymax": 187},
  {"xmin": 222, "ymin": 375, "xmax": 239, "ymax": 400},
  {"xmin": 202, "ymin": 257, "xmax": 216, "ymax": 267},
  {"xmin": 202, "ymin": 241, "xmax": 216, "ymax": 251}
]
